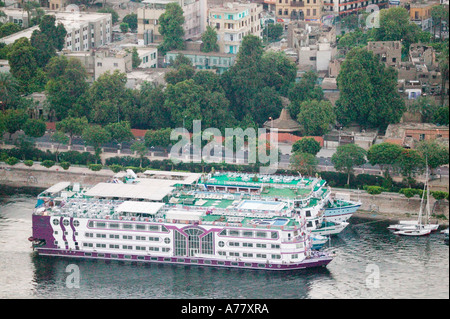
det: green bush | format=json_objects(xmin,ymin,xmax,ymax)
[
  {"xmin": 59, "ymin": 162, "xmax": 71, "ymax": 170},
  {"xmin": 5, "ymin": 157, "xmax": 19, "ymax": 166},
  {"xmin": 399, "ymin": 188, "xmax": 417, "ymax": 198},
  {"xmin": 431, "ymin": 191, "xmax": 449, "ymax": 201},
  {"xmin": 364, "ymin": 185, "xmax": 383, "ymax": 195},
  {"xmin": 41, "ymin": 160, "xmax": 55, "ymax": 168},
  {"xmin": 109, "ymin": 164, "xmax": 124, "ymax": 173},
  {"xmin": 124, "ymin": 166, "xmax": 144, "ymax": 173},
  {"xmin": 88, "ymin": 164, "xmax": 103, "ymax": 171},
  {"xmin": 23, "ymin": 160, "xmax": 34, "ymax": 167}
]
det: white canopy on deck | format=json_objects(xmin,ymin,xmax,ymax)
[{"xmin": 116, "ymin": 201, "xmax": 165, "ymax": 215}]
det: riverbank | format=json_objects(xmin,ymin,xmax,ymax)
[{"xmin": 0, "ymin": 163, "xmax": 448, "ymax": 225}]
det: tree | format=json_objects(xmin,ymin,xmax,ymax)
[
  {"xmin": 374, "ymin": 7, "xmax": 424, "ymax": 57},
  {"xmin": 130, "ymin": 47, "xmax": 141, "ymax": 68},
  {"xmin": 50, "ymin": 130, "xmax": 69, "ymax": 162},
  {"xmin": 396, "ymin": 149, "xmax": 425, "ymax": 185},
  {"xmin": 45, "ymin": 56, "xmax": 88, "ymax": 120},
  {"xmin": 81, "ymin": 125, "xmax": 111, "ymax": 164},
  {"xmin": 407, "ymin": 96, "xmax": 439, "ymax": 123},
  {"xmin": 416, "ymin": 140, "xmax": 449, "ymax": 174},
  {"xmin": 367, "ymin": 142, "xmax": 403, "ymax": 176},
  {"xmin": 264, "ymin": 23, "xmax": 283, "ymax": 42},
  {"xmin": 201, "ymin": 26, "xmax": 219, "ymax": 53},
  {"xmin": 81, "ymin": 70, "xmax": 134, "ymax": 125},
  {"xmin": 332, "ymin": 144, "xmax": 367, "ymax": 185},
  {"xmin": 164, "ymin": 63, "xmax": 195, "ymax": 85},
  {"xmin": 144, "ymin": 128, "xmax": 172, "ymax": 148},
  {"xmin": 164, "ymin": 79, "xmax": 233, "ymax": 132},
  {"xmin": 0, "ymin": 72, "xmax": 20, "ymax": 110},
  {"xmin": 105, "ymin": 121, "xmax": 134, "ymax": 150},
  {"xmin": 22, "ymin": 1, "xmax": 40, "ymax": 28},
  {"xmin": 131, "ymin": 141, "xmax": 148, "ymax": 167},
  {"xmin": 290, "ymin": 152, "xmax": 318, "ymax": 177},
  {"xmin": 98, "ymin": 7, "xmax": 119, "ymax": 24},
  {"xmin": 291, "ymin": 138, "xmax": 321, "ymax": 156},
  {"xmin": 37, "ymin": 15, "xmax": 67, "ymax": 52},
  {"xmin": 288, "ymin": 71, "xmax": 324, "ymax": 114},
  {"xmin": 120, "ymin": 22, "xmax": 129, "ymax": 33},
  {"xmin": 220, "ymin": 35, "xmax": 295, "ymax": 124},
  {"xmin": 23, "ymin": 118, "xmax": 46, "ymax": 138},
  {"xmin": 136, "ymin": 83, "xmax": 169, "ymax": 130},
  {"xmin": 296, "ymin": 100, "xmax": 336, "ymax": 136},
  {"xmin": 433, "ymin": 106, "xmax": 449, "ymax": 125},
  {"xmin": 56, "ymin": 116, "xmax": 89, "ymax": 145},
  {"xmin": 0, "ymin": 22, "xmax": 21, "ymax": 38},
  {"xmin": 431, "ymin": 5, "xmax": 449, "ymax": 41},
  {"xmin": 7, "ymin": 38, "xmax": 39, "ymax": 94},
  {"xmin": 261, "ymin": 51, "xmax": 297, "ymax": 96},
  {"xmin": 158, "ymin": 2, "xmax": 185, "ymax": 55},
  {"xmin": 3, "ymin": 109, "xmax": 28, "ymax": 140},
  {"xmin": 123, "ymin": 13, "xmax": 137, "ymax": 31},
  {"xmin": 30, "ymin": 29, "xmax": 55, "ymax": 67},
  {"xmin": 336, "ymin": 48, "xmax": 405, "ymax": 130}
]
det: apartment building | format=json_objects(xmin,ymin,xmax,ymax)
[
  {"xmin": 322, "ymin": 0, "xmax": 388, "ymax": 17},
  {"xmin": 275, "ymin": 0, "xmax": 322, "ymax": 22},
  {"xmin": 208, "ymin": 2, "xmax": 263, "ymax": 54},
  {"xmin": 287, "ymin": 21, "xmax": 336, "ymax": 72},
  {"xmin": 0, "ymin": 10, "xmax": 112, "ymax": 51},
  {"xmin": 137, "ymin": 0, "xmax": 207, "ymax": 44}
]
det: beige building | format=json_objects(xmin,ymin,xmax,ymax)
[
  {"xmin": 48, "ymin": 0, "xmax": 70, "ymax": 11},
  {"xmin": 208, "ymin": 2, "xmax": 263, "ymax": 54},
  {"xmin": 275, "ymin": 0, "xmax": 322, "ymax": 22},
  {"xmin": 287, "ymin": 21, "xmax": 336, "ymax": 72},
  {"xmin": 137, "ymin": 0, "xmax": 207, "ymax": 44},
  {"xmin": 60, "ymin": 48, "xmax": 133, "ymax": 82},
  {"xmin": 367, "ymin": 41, "xmax": 402, "ymax": 68}
]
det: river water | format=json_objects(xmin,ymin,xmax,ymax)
[{"xmin": 0, "ymin": 192, "xmax": 448, "ymax": 299}]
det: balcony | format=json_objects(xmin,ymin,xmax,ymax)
[{"xmin": 290, "ymin": 1, "xmax": 305, "ymax": 7}]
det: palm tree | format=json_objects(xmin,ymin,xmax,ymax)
[
  {"xmin": 22, "ymin": 1, "xmax": 40, "ymax": 27},
  {"xmin": 437, "ymin": 44, "xmax": 449, "ymax": 106},
  {"xmin": 0, "ymin": 72, "xmax": 19, "ymax": 111}
]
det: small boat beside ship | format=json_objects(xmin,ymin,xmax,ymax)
[{"xmin": 390, "ymin": 166, "xmax": 439, "ymax": 237}]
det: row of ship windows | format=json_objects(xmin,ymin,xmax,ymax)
[
  {"xmin": 52, "ymin": 218, "xmax": 169, "ymax": 233},
  {"xmin": 81, "ymin": 242, "xmax": 170, "ymax": 252},
  {"xmin": 85, "ymin": 232, "xmax": 170, "ymax": 244},
  {"xmin": 219, "ymin": 229, "xmax": 279, "ymax": 239},
  {"xmin": 88, "ymin": 221, "xmax": 169, "ymax": 233},
  {"xmin": 218, "ymin": 251, "xmax": 282, "ymax": 259},
  {"xmin": 219, "ymin": 241, "xmax": 282, "ymax": 249}
]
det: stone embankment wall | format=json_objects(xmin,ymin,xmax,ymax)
[{"xmin": 0, "ymin": 164, "xmax": 448, "ymax": 224}]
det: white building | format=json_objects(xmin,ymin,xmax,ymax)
[
  {"xmin": 137, "ymin": 0, "xmax": 207, "ymax": 44},
  {"xmin": 208, "ymin": 2, "xmax": 263, "ymax": 54},
  {"xmin": 120, "ymin": 44, "xmax": 159, "ymax": 68},
  {"xmin": 0, "ymin": 9, "xmax": 112, "ymax": 52}
]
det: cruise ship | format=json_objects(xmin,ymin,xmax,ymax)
[
  {"xmin": 198, "ymin": 172, "xmax": 354, "ymax": 235},
  {"xmin": 30, "ymin": 171, "xmax": 333, "ymax": 271}
]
